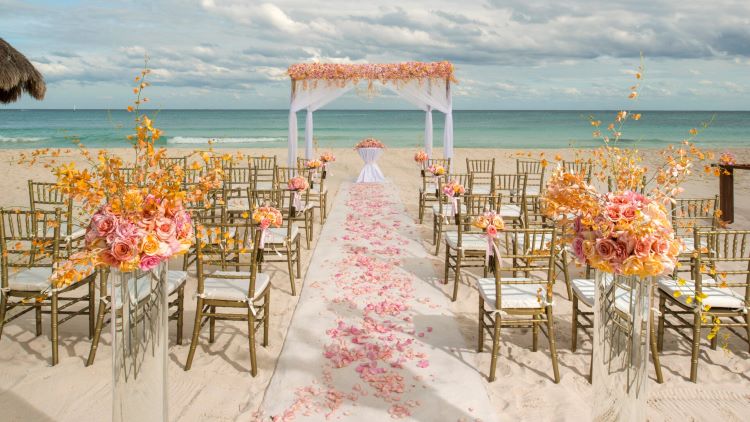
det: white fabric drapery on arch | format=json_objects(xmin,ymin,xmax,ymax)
[{"xmin": 287, "ymin": 75, "xmax": 454, "ymax": 167}]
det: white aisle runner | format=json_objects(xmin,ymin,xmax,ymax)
[{"xmin": 257, "ymin": 183, "xmax": 496, "ymax": 421}]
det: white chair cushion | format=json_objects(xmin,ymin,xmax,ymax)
[
  {"xmin": 227, "ymin": 197, "xmax": 250, "ymax": 212},
  {"xmin": 526, "ymin": 186, "xmax": 540, "ymax": 196},
  {"xmin": 66, "ymin": 227, "xmax": 87, "ymax": 242},
  {"xmin": 310, "ymin": 187, "xmax": 327, "ymax": 195},
  {"xmin": 477, "ymin": 277, "xmax": 548, "ymax": 309},
  {"xmin": 500, "ymin": 204, "xmax": 522, "ymax": 218},
  {"xmin": 420, "ymin": 183, "xmax": 437, "ymax": 194},
  {"xmin": 7, "ymin": 267, "xmax": 52, "ymax": 291},
  {"xmin": 167, "ymin": 270, "xmax": 187, "ymax": 295},
  {"xmin": 472, "ymin": 185, "xmax": 491, "ymax": 195},
  {"xmin": 202, "ymin": 271, "xmax": 270, "ymax": 302},
  {"xmin": 572, "ymin": 278, "xmax": 596, "ymax": 307},
  {"xmin": 658, "ymin": 278, "xmax": 744, "ymax": 309},
  {"xmin": 255, "ymin": 181, "xmax": 274, "ymax": 190},
  {"xmin": 265, "ymin": 225, "xmax": 299, "ymax": 243},
  {"xmin": 431, "ymin": 203, "xmax": 466, "ymax": 217},
  {"xmin": 445, "ymin": 231, "xmax": 488, "ymax": 250}
]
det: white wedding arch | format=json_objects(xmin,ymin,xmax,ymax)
[{"xmin": 286, "ymin": 61, "xmax": 457, "ymax": 166}]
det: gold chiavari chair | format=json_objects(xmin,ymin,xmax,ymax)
[
  {"xmin": 249, "ymin": 155, "xmax": 277, "ymax": 190},
  {"xmin": 657, "ymin": 228, "xmax": 750, "ymax": 382},
  {"xmin": 224, "ymin": 166, "xmax": 255, "ymax": 215},
  {"xmin": 28, "ymin": 180, "xmax": 86, "ymax": 255},
  {"xmin": 250, "ymin": 188, "xmax": 302, "ymax": 296},
  {"xmin": 466, "ymin": 158, "xmax": 495, "ymax": 195},
  {"xmin": 432, "ymin": 173, "xmax": 473, "ymax": 255},
  {"xmin": 276, "ymin": 166, "xmax": 314, "ymax": 249},
  {"xmin": 670, "ymin": 196, "xmax": 719, "ymax": 275},
  {"xmin": 516, "ymin": 159, "xmax": 546, "ymax": 225},
  {"xmin": 296, "ymin": 159, "xmax": 329, "ymax": 224},
  {"xmin": 159, "ymin": 156, "xmax": 188, "ymax": 172},
  {"xmin": 184, "ymin": 214, "xmax": 270, "ymax": 376},
  {"xmin": 570, "ymin": 265, "xmax": 664, "ymax": 383},
  {"xmin": 476, "ymin": 227, "xmax": 560, "ymax": 382},
  {"xmin": 491, "ymin": 173, "xmax": 528, "ymax": 228},
  {"xmin": 563, "ymin": 160, "xmax": 593, "ymax": 183},
  {"xmin": 443, "ymin": 194, "xmax": 503, "ymax": 302},
  {"xmin": 418, "ymin": 158, "xmax": 451, "ymax": 224},
  {"xmin": 0, "ymin": 208, "xmax": 96, "ymax": 365}
]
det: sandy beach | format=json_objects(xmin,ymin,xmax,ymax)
[{"xmin": 1, "ymin": 146, "xmax": 749, "ymax": 421}]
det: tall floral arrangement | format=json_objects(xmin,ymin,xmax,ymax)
[
  {"xmin": 542, "ymin": 62, "xmax": 715, "ymax": 278},
  {"xmin": 26, "ymin": 64, "xmax": 223, "ymax": 287}
]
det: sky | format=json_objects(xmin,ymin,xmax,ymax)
[{"xmin": 1, "ymin": 0, "xmax": 749, "ymax": 110}]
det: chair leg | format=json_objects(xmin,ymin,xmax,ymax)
[
  {"xmin": 657, "ymin": 293, "xmax": 666, "ymax": 352},
  {"xmin": 295, "ymin": 237, "xmax": 302, "ymax": 278},
  {"xmin": 287, "ymin": 243, "xmax": 297, "ymax": 296},
  {"xmin": 418, "ymin": 194, "xmax": 424, "ymax": 224},
  {"xmin": 561, "ymin": 250, "xmax": 572, "ymax": 300},
  {"xmin": 488, "ymin": 314, "xmax": 501, "ymax": 382},
  {"xmin": 689, "ymin": 311, "xmax": 702, "ymax": 383},
  {"xmin": 746, "ymin": 312, "xmax": 750, "ymax": 354},
  {"xmin": 35, "ymin": 302, "xmax": 42, "ymax": 337},
  {"xmin": 86, "ymin": 299, "xmax": 108, "ymax": 367},
  {"xmin": 477, "ymin": 297, "xmax": 485, "ymax": 352},
  {"xmin": 262, "ymin": 291, "xmax": 270, "ymax": 347},
  {"xmin": 0, "ymin": 296, "xmax": 7, "ymax": 340},
  {"xmin": 443, "ymin": 247, "xmax": 450, "ymax": 285},
  {"xmin": 176, "ymin": 286, "xmax": 185, "ymax": 345},
  {"xmin": 432, "ymin": 214, "xmax": 437, "ymax": 245},
  {"xmin": 435, "ymin": 220, "xmax": 443, "ymax": 256},
  {"xmin": 532, "ymin": 313, "xmax": 539, "ymax": 352},
  {"xmin": 184, "ymin": 298, "xmax": 204, "ymax": 371},
  {"xmin": 51, "ymin": 292, "xmax": 59, "ymax": 366},
  {"xmin": 571, "ymin": 296, "xmax": 579, "ymax": 352},
  {"xmin": 209, "ymin": 306, "xmax": 216, "ymax": 343},
  {"xmin": 650, "ymin": 317, "xmax": 664, "ymax": 384},
  {"xmin": 451, "ymin": 253, "xmax": 462, "ymax": 302},
  {"xmin": 546, "ymin": 306, "xmax": 560, "ymax": 383},
  {"xmin": 248, "ymin": 310, "xmax": 258, "ymax": 377},
  {"xmin": 88, "ymin": 278, "xmax": 96, "ymax": 339}
]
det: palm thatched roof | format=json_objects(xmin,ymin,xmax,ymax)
[{"xmin": 0, "ymin": 38, "xmax": 46, "ymax": 104}]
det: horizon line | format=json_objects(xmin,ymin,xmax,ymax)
[{"xmin": 2, "ymin": 108, "xmax": 750, "ymax": 112}]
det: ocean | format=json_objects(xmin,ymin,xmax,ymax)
[{"xmin": 0, "ymin": 109, "xmax": 747, "ymax": 149}]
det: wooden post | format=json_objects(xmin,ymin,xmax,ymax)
[{"xmin": 719, "ymin": 165, "xmax": 734, "ymax": 223}]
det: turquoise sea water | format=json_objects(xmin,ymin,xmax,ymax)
[{"xmin": 0, "ymin": 109, "xmax": 746, "ymax": 149}]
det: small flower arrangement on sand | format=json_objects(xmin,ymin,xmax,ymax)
[{"xmin": 355, "ymin": 137, "xmax": 385, "ymax": 149}]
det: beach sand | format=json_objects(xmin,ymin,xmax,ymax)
[{"xmin": 0, "ymin": 147, "xmax": 749, "ymax": 421}]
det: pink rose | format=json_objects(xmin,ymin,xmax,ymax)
[
  {"xmin": 613, "ymin": 241, "xmax": 630, "ymax": 263},
  {"xmin": 620, "ymin": 205, "xmax": 637, "ymax": 221},
  {"xmin": 571, "ymin": 236, "xmax": 585, "ymax": 261},
  {"xmin": 98, "ymin": 250, "xmax": 119, "ymax": 266},
  {"xmin": 92, "ymin": 213, "xmax": 117, "ymax": 235},
  {"xmin": 651, "ymin": 238, "xmax": 670, "ymax": 254},
  {"xmin": 260, "ymin": 218, "xmax": 271, "ymax": 229},
  {"xmin": 605, "ymin": 205, "xmax": 621, "ymax": 222},
  {"xmin": 155, "ymin": 217, "xmax": 176, "ymax": 241},
  {"xmin": 595, "ymin": 238, "xmax": 617, "ymax": 261},
  {"xmin": 634, "ymin": 237, "xmax": 654, "ymax": 258},
  {"xmin": 486, "ymin": 225, "xmax": 498, "ymax": 238},
  {"xmin": 139, "ymin": 255, "xmax": 162, "ymax": 271},
  {"xmin": 111, "ymin": 238, "xmax": 137, "ymax": 262}
]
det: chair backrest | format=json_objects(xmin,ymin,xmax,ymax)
[
  {"xmin": 28, "ymin": 180, "xmax": 75, "ymax": 236},
  {"xmin": 296, "ymin": 157, "xmax": 308, "ymax": 170},
  {"xmin": 249, "ymin": 156, "xmax": 277, "ymax": 188},
  {"xmin": 466, "ymin": 158, "xmax": 495, "ymax": 187},
  {"xmin": 492, "ymin": 173, "xmax": 527, "ymax": 203},
  {"xmin": 694, "ymin": 228, "xmax": 750, "ymax": 303},
  {"xmin": 423, "ymin": 158, "xmax": 451, "ymax": 174},
  {"xmin": 195, "ymin": 210, "xmax": 263, "ymax": 298},
  {"xmin": 671, "ymin": 196, "xmax": 719, "ymax": 237},
  {"xmin": 563, "ymin": 160, "xmax": 593, "ymax": 183},
  {"xmin": 0, "ymin": 208, "xmax": 61, "ymax": 288},
  {"xmin": 491, "ymin": 227, "xmax": 557, "ymax": 309},
  {"xmin": 275, "ymin": 166, "xmax": 299, "ymax": 188},
  {"xmin": 516, "ymin": 159, "xmax": 546, "ymax": 192},
  {"xmin": 159, "ymin": 156, "xmax": 187, "ymax": 171},
  {"xmin": 454, "ymin": 195, "xmax": 503, "ymax": 246}
]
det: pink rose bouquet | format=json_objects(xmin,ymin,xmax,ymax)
[
  {"xmin": 319, "ymin": 152, "xmax": 336, "ymax": 163},
  {"xmin": 414, "ymin": 150, "xmax": 428, "ymax": 165},
  {"xmin": 442, "ymin": 180, "xmax": 465, "ymax": 197},
  {"xmin": 306, "ymin": 159, "xmax": 323, "ymax": 170},
  {"xmin": 287, "ymin": 176, "xmax": 309, "ymax": 192},
  {"xmin": 427, "ymin": 164, "xmax": 446, "ymax": 176}
]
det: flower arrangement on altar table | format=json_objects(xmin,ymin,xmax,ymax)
[
  {"xmin": 287, "ymin": 176, "xmax": 309, "ymax": 192},
  {"xmin": 427, "ymin": 164, "xmax": 446, "ymax": 176},
  {"xmin": 414, "ymin": 150, "xmax": 428, "ymax": 165},
  {"xmin": 306, "ymin": 159, "xmax": 323, "ymax": 170},
  {"xmin": 319, "ymin": 152, "xmax": 336, "ymax": 164},
  {"xmin": 355, "ymin": 137, "xmax": 385, "ymax": 149},
  {"xmin": 541, "ymin": 62, "xmax": 716, "ymax": 279},
  {"xmin": 21, "ymin": 64, "xmax": 224, "ymax": 287},
  {"xmin": 442, "ymin": 180, "xmax": 465, "ymax": 197}
]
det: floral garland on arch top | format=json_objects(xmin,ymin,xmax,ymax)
[{"xmin": 288, "ymin": 61, "xmax": 457, "ymax": 89}]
